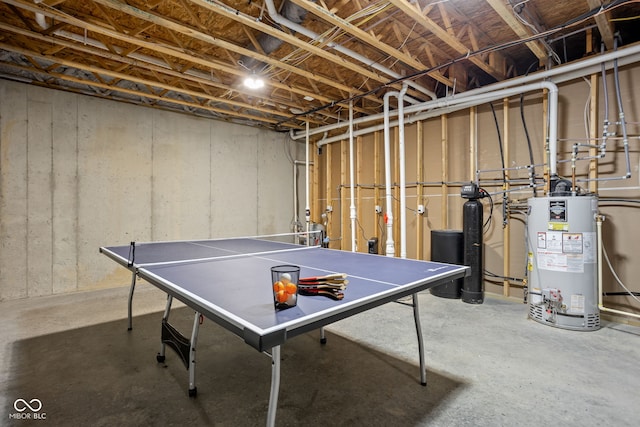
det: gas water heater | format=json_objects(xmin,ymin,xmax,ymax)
[{"xmin": 526, "ymin": 195, "xmax": 600, "ymax": 331}]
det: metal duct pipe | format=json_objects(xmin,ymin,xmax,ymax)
[
  {"xmin": 239, "ymin": 1, "xmax": 313, "ymax": 70},
  {"xmin": 263, "ymin": 0, "xmax": 436, "ymax": 101}
]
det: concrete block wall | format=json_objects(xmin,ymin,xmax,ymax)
[{"xmin": 0, "ymin": 80, "xmax": 298, "ymax": 301}]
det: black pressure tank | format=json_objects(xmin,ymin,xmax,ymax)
[{"xmin": 462, "ymin": 199, "xmax": 484, "ymax": 304}]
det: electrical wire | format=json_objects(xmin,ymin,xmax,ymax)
[
  {"xmin": 484, "ymin": 269, "xmax": 525, "ymax": 283},
  {"xmin": 480, "ymin": 188, "xmax": 494, "ymax": 231},
  {"xmin": 489, "ymin": 103, "xmax": 507, "ymax": 184},
  {"xmin": 603, "ymin": 244, "xmax": 640, "ymax": 305}
]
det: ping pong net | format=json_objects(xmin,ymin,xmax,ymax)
[{"xmin": 123, "ymin": 230, "xmax": 324, "ymax": 269}]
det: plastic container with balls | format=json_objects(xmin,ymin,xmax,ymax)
[{"xmin": 270, "ymin": 265, "xmax": 300, "ymax": 310}]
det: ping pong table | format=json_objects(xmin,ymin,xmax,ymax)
[{"xmin": 100, "ymin": 234, "xmax": 469, "ymax": 426}]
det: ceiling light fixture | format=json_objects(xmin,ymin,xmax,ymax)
[{"xmin": 244, "ymin": 73, "xmax": 264, "ymax": 89}]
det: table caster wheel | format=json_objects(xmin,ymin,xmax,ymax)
[
  {"xmin": 189, "ymin": 387, "xmax": 197, "ymax": 397},
  {"xmin": 156, "ymin": 354, "xmax": 165, "ymax": 363}
]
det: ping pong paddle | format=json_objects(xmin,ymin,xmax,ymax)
[
  {"xmin": 298, "ymin": 288, "xmax": 345, "ymax": 300},
  {"xmin": 299, "ymin": 273, "xmax": 348, "ymax": 287},
  {"xmin": 298, "ymin": 273, "xmax": 347, "ymax": 300},
  {"xmin": 298, "ymin": 283, "xmax": 347, "ymax": 291},
  {"xmin": 299, "ymin": 273, "xmax": 346, "ymax": 283}
]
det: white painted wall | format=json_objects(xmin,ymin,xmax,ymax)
[{"xmin": 0, "ymin": 80, "xmax": 299, "ymax": 300}]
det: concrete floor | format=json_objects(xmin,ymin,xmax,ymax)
[{"xmin": 1, "ymin": 283, "xmax": 639, "ymax": 426}]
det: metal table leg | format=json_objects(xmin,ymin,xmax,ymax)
[
  {"xmin": 127, "ymin": 270, "xmax": 137, "ymax": 331},
  {"xmin": 188, "ymin": 312, "xmax": 201, "ymax": 397},
  {"xmin": 412, "ymin": 293, "xmax": 427, "ymax": 386},
  {"xmin": 266, "ymin": 345, "xmax": 281, "ymax": 427},
  {"xmin": 157, "ymin": 295, "xmax": 173, "ymax": 362}
]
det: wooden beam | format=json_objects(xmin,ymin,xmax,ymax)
[
  {"xmin": 0, "ymin": 0, "xmax": 342, "ymax": 111},
  {"xmin": 441, "ymin": 114, "xmax": 448, "ymax": 229},
  {"xmin": 287, "ymin": 0, "xmax": 453, "ymax": 88},
  {"xmin": 502, "ymin": 98, "xmax": 510, "ymax": 298},
  {"xmin": 373, "ymin": 131, "xmax": 381, "ymax": 250},
  {"xmin": 325, "ymin": 144, "xmax": 333, "ymax": 249},
  {"xmin": 89, "ymin": 0, "xmax": 382, "ymax": 104},
  {"xmin": 340, "ymin": 139, "xmax": 348, "ymax": 250},
  {"xmin": 587, "ymin": 29, "xmax": 599, "ymax": 193},
  {"xmin": 586, "ymin": 0, "xmax": 615, "ymax": 50},
  {"xmin": 389, "ymin": 0, "xmax": 506, "ymax": 81},
  {"xmin": 0, "ymin": 41, "xmax": 306, "ymax": 127},
  {"xmin": 485, "ymin": 0, "xmax": 548, "ymax": 61}
]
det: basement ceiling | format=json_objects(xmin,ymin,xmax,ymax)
[{"xmin": 0, "ymin": 0, "xmax": 638, "ymax": 133}]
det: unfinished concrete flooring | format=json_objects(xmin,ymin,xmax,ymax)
[{"xmin": 1, "ymin": 283, "xmax": 639, "ymax": 426}]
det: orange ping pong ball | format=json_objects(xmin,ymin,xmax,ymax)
[
  {"xmin": 285, "ymin": 282, "xmax": 297, "ymax": 295},
  {"xmin": 276, "ymin": 289, "xmax": 288, "ymax": 303}
]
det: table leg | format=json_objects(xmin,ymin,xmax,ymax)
[
  {"xmin": 266, "ymin": 345, "xmax": 281, "ymax": 427},
  {"xmin": 412, "ymin": 293, "xmax": 427, "ymax": 386},
  {"xmin": 157, "ymin": 295, "xmax": 173, "ymax": 362},
  {"xmin": 188, "ymin": 312, "xmax": 201, "ymax": 397},
  {"xmin": 127, "ymin": 270, "xmax": 137, "ymax": 331}
]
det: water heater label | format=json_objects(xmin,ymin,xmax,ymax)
[
  {"xmin": 537, "ymin": 232, "xmax": 546, "ymax": 248},
  {"xmin": 562, "ymin": 233, "xmax": 583, "ymax": 254},
  {"xmin": 548, "ymin": 200, "xmax": 567, "ymax": 221},
  {"xmin": 535, "ymin": 230, "xmax": 596, "ymax": 272},
  {"xmin": 570, "ymin": 294, "xmax": 586, "ymax": 314}
]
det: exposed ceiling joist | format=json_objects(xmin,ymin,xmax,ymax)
[
  {"xmin": 0, "ymin": 0, "xmax": 636, "ymax": 132},
  {"xmin": 485, "ymin": 0, "xmax": 548, "ymax": 61}
]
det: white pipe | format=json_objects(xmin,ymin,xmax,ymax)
[
  {"xmin": 398, "ymin": 83, "xmax": 409, "ymax": 259},
  {"xmin": 293, "ymin": 161, "xmax": 298, "ymax": 232},
  {"xmin": 597, "ymin": 214, "xmax": 640, "ymax": 320},
  {"xmin": 319, "ymin": 81, "xmax": 560, "ymax": 167},
  {"xmin": 349, "ymin": 100, "xmax": 357, "ymax": 252},
  {"xmin": 305, "ymin": 119, "xmax": 310, "ymax": 240},
  {"xmin": 292, "ymin": 43, "xmax": 640, "ymax": 142},
  {"xmin": 597, "ymin": 215, "xmax": 604, "ymax": 309},
  {"xmin": 596, "ymin": 215, "xmax": 640, "ymax": 319},
  {"xmin": 383, "ymin": 91, "xmax": 397, "ymax": 257},
  {"xmin": 547, "ymin": 84, "xmax": 559, "ymax": 176},
  {"xmin": 263, "ymin": 0, "xmax": 436, "ymax": 101}
]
